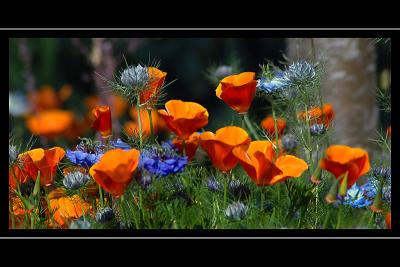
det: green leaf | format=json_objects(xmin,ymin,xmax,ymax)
[{"xmin": 33, "ymin": 171, "xmax": 41, "ymax": 197}]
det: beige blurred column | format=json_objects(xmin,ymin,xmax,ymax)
[{"xmin": 287, "ymin": 38, "xmax": 379, "ymax": 154}]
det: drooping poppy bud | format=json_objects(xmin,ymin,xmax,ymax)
[{"xmin": 91, "ymin": 106, "xmax": 112, "ymax": 138}]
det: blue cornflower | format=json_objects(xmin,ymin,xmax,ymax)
[
  {"xmin": 257, "ymin": 71, "xmax": 288, "ymax": 93},
  {"xmin": 67, "ymin": 139, "xmax": 105, "ymax": 167},
  {"xmin": 337, "ymin": 183, "xmax": 373, "ymax": 208},
  {"xmin": 111, "ymin": 138, "xmax": 131, "ymax": 150},
  {"xmin": 361, "ymin": 177, "xmax": 391, "ymax": 203},
  {"xmin": 140, "ymin": 142, "xmax": 188, "ymax": 177},
  {"xmin": 66, "ymin": 150, "xmax": 103, "ymax": 168}
]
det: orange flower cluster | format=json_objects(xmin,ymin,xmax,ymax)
[
  {"xmin": 261, "ymin": 116, "xmax": 287, "ymax": 137},
  {"xmin": 298, "ymin": 103, "xmax": 335, "ymax": 127}
]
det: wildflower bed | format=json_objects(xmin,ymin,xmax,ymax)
[{"xmin": 9, "ymin": 58, "xmax": 391, "ymax": 230}]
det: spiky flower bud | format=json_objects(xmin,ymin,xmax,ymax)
[
  {"xmin": 215, "ymin": 65, "xmax": 233, "ymax": 79},
  {"xmin": 229, "ymin": 180, "xmax": 250, "ymax": 199},
  {"xmin": 225, "ymin": 202, "xmax": 248, "ymax": 220},
  {"xmin": 281, "ymin": 134, "xmax": 298, "ymax": 152},
  {"xmin": 310, "ymin": 124, "xmax": 326, "ymax": 136},
  {"xmin": 95, "ymin": 207, "xmax": 114, "ymax": 223},
  {"xmin": 281, "ymin": 60, "xmax": 316, "ymax": 85},
  {"xmin": 120, "ymin": 64, "xmax": 149, "ymax": 88},
  {"xmin": 9, "ymin": 144, "xmax": 18, "ymax": 165},
  {"xmin": 373, "ymin": 166, "xmax": 391, "ymax": 181},
  {"xmin": 69, "ymin": 218, "xmax": 91, "ymax": 229},
  {"xmin": 63, "ymin": 171, "xmax": 91, "ymax": 190},
  {"xmin": 207, "ymin": 177, "xmax": 221, "ymax": 192}
]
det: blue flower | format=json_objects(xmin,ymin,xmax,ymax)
[
  {"xmin": 257, "ymin": 71, "xmax": 289, "ymax": 93},
  {"xmin": 310, "ymin": 124, "xmax": 326, "ymax": 136},
  {"xmin": 140, "ymin": 142, "xmax": 188, "ymax": 177},
  {"xmin": 361, "ymin": 177, "xmax": 391, "ymax": 203},
  {"xmin": 337, "ymin": 183, "xmax": 373, "ymax": 208},
  {"xmin": 207, "ymin": 177, "xmax": 221, "ymax": 192},
  {"xmin": 66, "ymin": 150, "xmax": 103, "ymax": 168},
  {"xmin": 111, "ymin": 138, "xmax": 131, "ymax": 150}
]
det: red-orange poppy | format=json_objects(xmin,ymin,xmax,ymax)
[
  {"xmin": 84, "ymin": 94, "xmax": 128, "ymax": 119},
  {"xmin": 199, "ymin": 126, "xmax": 251, "ymax": 172},
  {"xmin": 319, "ymin": 145, "xmax": 370, "ymax": 189},
  {"xmin": 91, "ymin": 106, "xmax": 112, "ymax": 138},
  {"xmin": 9, "ymin": 195, "xmax": 32, "ymax": 228},
  {"xmin": 140, "ymin": 67, "xmax": 167, "ymax": 106},
  {"xmin": 89, "ymin": 149, "xmax": 140, "ymax": 197},
  {"xmin": 232, "ymin": 140, "xmax": 308, "ymax": 186},
  {"xmin": 124, "ymin": 106, "xmax": 167, "ymax": 137},
  {"xmin": 18, "ymin": 147, "xmax": 66, "ymax": 187},
  {"xmin": 158, "ymin": 100, "xmax": 209, "ymax": 140},
  {"xmin": 28, "ymin": 84, "xmax": 72, "ymax": 111},
  {"xmin": 298, "ymin": 103, "xmax": 335, "ymax": 127},
  {"xmin": 25, "ymin": 110, "xmax": 74, "ymax": 139},
  {"xmin": 215, "ymin": 72, "xmax": 257, "ymax": 114},
  {"xmin": 387, "ymin": 125, "xmax": 391, "ymax": 138},
  {"xmin": 172, "ymin": 132, "xmax": 200, "ymax": 160},
  {"xmin": 386, "ymin": 212, "xmax": 391, "ymax": 229},
  {"xmin": 48, "ymin": 191, "xmax": 91, "ymax": 228},
  {"xmin": 261, "ymin": 115, "xmax": 286, "ymax": 137}
]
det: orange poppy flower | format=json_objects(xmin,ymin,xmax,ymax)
[
  {"xmin": 386, "ymin": 212, "xmax": 391, "ymax": 229},
  {"xmin": 140, "ymin": 67, "xmax": 167, "ymax": 106},
  {"xmin": 158, "ymin": 100, "xmax": 209, "ymax": 140},
  {"xmin": 18, "ymin": 147, "xmax": 65, "ymax": 187},
  {"xmin": 25, "ymin": 109, "xmax": 74, "ymax": 139},
  {"xmin": 49, "ymin": 192, "xmax": 91, "ymax": 228},
  {"xmin": 319, "ymin": 145, "xmax": 370, "ymax": 189},
  {"xmin": 84, "ymin": 94, "xmax": 128, "ymax": 119},
  {"xmin": 91, "ymin": 106, "xmax": 112, "ymax": 138},
  {"xmin": 124, "ymin": 106, "xmax": 167, "ymax": 137},
  {"xmin": 172, "ymin": 132, "xmax": 200, "ymax": 160},
  {"xmin": 298, "ymin": 103, "xmax": 335, "ymax": 127},
  {"xmin": 199, "ymin": 126, "xmax": 251, "ymax": 172},
  {"xmin": 215, "ymin": 72, "xmax": 257, "ymax": 114},
  {"xmin": 89, "ymin": 149, "xmax": 140, "ymax": 197},
  {"xmin": 9, "ymin": 163, "xmax": 32, "ymax": 190},
  {"xmin": 28, "ymin": 84, "xmax": 72, "ymax": 111},
  {"xmin": 261, "ymin": 115, "xmax": 286, "ymax": 137},
  {"xmin": 387, "ymin": 125, "xmax": 391, "ymax": 138},
  {"xmin": 232, "ymin": 140, "xmax": 308, "ymax": 186}
]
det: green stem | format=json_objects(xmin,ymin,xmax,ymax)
[
  {"xmin": 147, "ymin": 108, "xmax": 154, "ymax": 142},
  {"xmin": 98, "ymin": 184, "xmax": 104, "ymax": 208},
  {"xmin": 243, "ymin": 113, "xmax": 260, "ymax": 140},
  {"xmin": 272, "ymin": 107, "xmax": 280, "ymax": 157},
  {"xmin": 136, "ymin": 99, "xmax": 143, "ymax": 150}
]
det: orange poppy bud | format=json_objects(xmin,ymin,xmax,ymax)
[
  {"xmin": 172, "ymin": 132, "xmax": 200, "ymax": 160},
  {"xmin": 232, "ymin": 140, "xmax": 308, "ymax": 186},
  {"xmin": 199, "ymin": 126, "xmax": 251, "ymax": 172},
  {"xmin": 18, "ymin": 147, "xmax": 66, "ymax": 186},
  {"xmin": 25, "ymin": 110, "xmax": 74, "ymax": 139},
  {"xmin": 261, "ymin": 115, "xmax": 286, "ymax": 137},
  {"xmin": 387, "ymin": 125, "xmax": 391, "ymax": 138},
  {"xmin": 386, "ymin": 212, "xmax": 391, "ymax": 229},
  {"xmin": 89, "ymin": 149, "xmax": 140, "ymax": 197},
  {"xmin": 298, "ymin": 103, "xmax": 335, "ymax": 128},
  {"xmin": 158, "ymin": 100, "xmax": 209, "ymax": 140},
  {"xmin": 140, "ymin": 67, "xmax": 167, "ymax": 106},
  {"xmin": 91, "ymin": 106, "xmax": 112, "ymax": 138},
  {"xmin": 216, "ymin": 72, "xmax": 257, "ymax": 114},
  {"xmin": 319, "ymin": 145, "xmax": 370, "ymax": 189}
]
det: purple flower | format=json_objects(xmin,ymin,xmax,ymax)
[
  {"xmin": 140, "ymin": 142, "xmax": 188, "ymax": 177},
  {"xmin": 66, "ymin": 150, "xmax": 103, "ymax": 168},
  {"xmin": 207, "ymin": 177, "xmax": 221, "ymax": 192},
  {"xmin": 111, "ymin": 138, "xmax": 131, "ymax": 150}
]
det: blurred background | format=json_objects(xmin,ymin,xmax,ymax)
[{"xmin": 9, "ymin": 38, "xmax": 391, "ymax": 156}]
